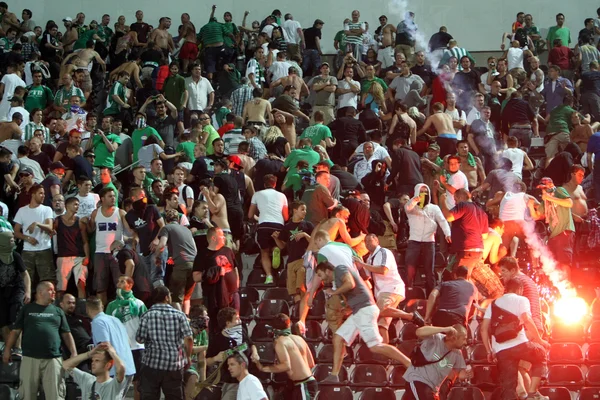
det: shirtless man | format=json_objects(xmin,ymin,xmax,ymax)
[
  {"xmin": 255, "ymin": 313, "xmax": 316, "ymax": 400},
  {"xmin": 570, "ymin": 112, "xmax": 599, "ymax": 153},
  {"xmin": 563, "ymin": 164, "xmax": 588, "ymax": 223},
  {"xmin": 179, "ymin": 13, "xmax": 198, "ymax": 74},
  {"xmin": 309, "ymin": 206, "xmax": 366, "ymax": 251},
  {"xmin": 199, "ymin": 180, "xmax": 232, "ymax": 242},
  {"xmin": 456, "ymin": 140, "xmax": 485, "ymax": 190},
  {"xmin": 149, "ymin": 17, "xmax": 174, "ymax": 57},
  {"xmin": 243, "ymin": 88, "xmax": 273, "ymax": 126},
  {"xmin": 376, "ymin": 16, "xmax": 396, "ymax": 69},
  {"xmin": 271, "ymin": 67, "xmax": 309, "ymax": 100},
  {"xmin": 273, "ymin": 108, "xmax": 298, "ymax": 149},
  {"xmin": 0, "ymin": 112, "xmax": 22, "ymax": 142},
  {"xmin": 417, "ymin": 102, "xmax": 457, "ymax": 157},
  {"xmin": 62, "ymin": 18, "xmax": 78, "ymax": 53},
  {"xmin": 0, "ymin": 2, "xmax": 19, "ymax": 36},
  {"xmin": 109, "ymin": 59, "xmax": 143, "ymax": 88},
  {"xmin": 61, "ymin": 44, "xmax": 107, "ymax": 96}
]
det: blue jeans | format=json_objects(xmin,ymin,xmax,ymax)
[
  {"xmin": 141, "ymin": 250, "xmax": 168, "ymax": 287},
  {"xmin": 302, "ymin": 49, "xmax": 321, "ymax": 77},
  {"xmin": 404, "ymin": 241, "xmax": 435, "ymax": 294},
  {"xmin": 497, "ymin": 341, "xmax": 547, "ymax": 400}
]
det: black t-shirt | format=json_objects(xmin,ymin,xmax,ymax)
[
  {"xmin": 581, "ymin": 71, "xmax": 600, "ymax": 94},
  {"xmin": 40, "ymin": 32, "xmax": 59, "ymax": 60},
  {"xmin": 41, "ymin": 175, "xmax": 61, "ymax": 206},
  {"xmin": 280, "ymin": 220, "xmax": 314, "ymax": 262},
  {"xmin": 411, "ymin": 64, "xmax": 436, "ymax": 87},
  {"xmin": 189, "ymin": 217, "xmax": 215, "ymax": 254},
  {"xmin": 0, "ymin": 251, "xmax": 25, "ymax": 290},
  {"xmin": 303, "ymin": 27, "xmax": 322, "ymax": 50},
  {"xmin": 65, "ymin": 313, "xmax": 92, "ymax": 353},
  {"xmin": 140, "ymin": 48, "xmax": 163, "ymax": 64},
  {"xmin": 130, "ymin": 22, "xmax": 152, "ymax": 43},
  {"xmin": 0, "ymin": 161, "xmax": 9, "ymax": 201},
  {"xmin": 194, "ymin": 246, "xmax": 239, "ymax": 308},
  {"xmin": 206, "ymin": 325, "xmax": 253, "ymax": 383},
  {"xmin": 453, "ymin": 70, "xmax": 480, "ymax": 93},
  {"xmin": 449, "ymin": 202, "xmax": 488, "ymax": 252},
  {"xmin": 149, "ymin": 115, "xmax": 177, "ymax": 148},
  {"xmin": 253, "ymin": 158, "xmax": 284, "ymax": 191},
  {"xmin": 125, "ymin": 205, "xmax": 162, "ymax": 255},
  {"xmin": 329, "ymin": 117, "xmax": 367, "ymax": 145},
  {"xmin": 332, "ymin": 169, "xmax": 361, "ymax": 191},
  {"xmin": 265, "ymin": 136, "xmax": 288, "ymax": 159},
  {"xmin": 70, "ymin": 155, "xmax": 93, "ymax": 180},
  {"xmin": 30, "ymin": 151, "xmax": 52, "ymax": 174},
  {"xmin": 117, "ymin": 246, "xmax": 150, "ymax": 296},
  {"xmin": 436, "ymin": 279, "xmax": 478, "ymax": 318},
  {"xmin": 342, "ymin": 197, "xmax": 370, "ymax": 236},
  {"xmin": 428, "ymin": 31, "xmax": 453, "ymax": 51},
  {"xmin": 388, "ymin": 147, "xmax": 424, "ymax": 187},
  {"xmin": 190, "ymin": 157, "xmax": 211, "ymax": 181}
]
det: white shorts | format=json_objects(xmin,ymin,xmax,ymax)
[
  {"xmin": 56, "ymin": 256, "xmax": 87, "ymax": 291},
  {"xmin": 335, "ymin": 304, "xmax": 383, "ymax": 348},
  {"xmin": 377, "ymin": 47, "xmax": 395, "ymax": 69}
]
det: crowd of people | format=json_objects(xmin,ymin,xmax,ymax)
[{"xmin": 0, "ymin": 2, "xmax": 599, "ymax": 400}]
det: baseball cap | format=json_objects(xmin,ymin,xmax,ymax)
[
  {"xmin": 321, "ymin": 62, "xmax": 330, "ymax": 68},
  {"xmin": 63, "ymin": 17, "xmax": 72, "ymax": 22},
  {"xmin": 19, "ymin": 167, "xmax": 33, "ymax": 176},
  {"xmin": 228, "ymin": 155, "xmax": 243, "ymax": 170},
  {"xmin": 314, "ymin": 19, "xmax": 324, "ymax": 25},
  {"xmin": 84, "ymin": 150, "xmax": 95, "ymax": 157},
  {"xmin": 49, "ymin": 161, "xmax": 66, "ymax": 171},
  {"xmin": 211, "ymin": 158, "xmax": 229, "ymax": 169},
  {"xmin": 135, "ymin": 111, "xmax": 147, "ymax": 119},
  {"xmin": 428, "ymin": 143, "xmax": 440, "ymax": 151}
]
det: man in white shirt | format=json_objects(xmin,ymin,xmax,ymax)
[
  {"xmin": 249, "ymin": 174, "xmax": 288, "ymax": 284},
  {"xmin": 228, "ymin": 353, "xmax": 268, "ymax": 400},
  {"xmin": 75, "ymin": 177, "xmax": 100, "ymax": 219},
  {"xmin": 438, "ymin": 155, "xmax": 469, "ymax": 209},
  {"xmin": 354, "ymin": 234, "xmax": 424, "ymax": 343},
  {"xmin": 481, "ymin": 278, "xmax": 550, "ymax": 400},
  {"xmin": 268, "ymin": 51, "xmax": 292, "ymax": 85},
  {"xmin": 0, "ymin": 63, "xmax": 26, "ymax": 120},
  {"xmin": 185, "ymin": 63, "xmax": 214, "ymax": 114},
  {"xmin": 63, "ymin": 342, "xmax": 127, "ymax": 400},
  {"xmin": 282, "ymin": 14, "xmax": 304, "ymax": 61},
  {"xmin": 336, "ymin": 66, "xmax": 361, "ymax": 110}
]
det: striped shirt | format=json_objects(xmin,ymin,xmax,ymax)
[
  {"xmin": 344, "ymin": 21, "xmax": 365, "ymax": 44},
  {"xmin": 231, "ymin": 85, "xmax": 254, "ymax": 116},
  {"xmin": 23, "ymin": 122, "xmax": 51, "ymax": 143},
  {"xmin": 200, "ymin": 20, "xmax": 225, "ymax": 46},
  {"xmin": 54, "ymin": 85, "xmax": 85, "ymax": 107},
  {"xmin": 0, "ymin": 216, "xmax": 13, "ymax": 232},
  {"xmin": 245, "ymin": 58, "xmax": 265, "ymax": 86},
  {"xmin": 450, "ymin": 47, "xmax": 470, "ymax": 71}
]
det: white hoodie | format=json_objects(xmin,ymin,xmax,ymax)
[{"xmin": 404, "ymin": 183, "xmax": 451, "ymax": 242}]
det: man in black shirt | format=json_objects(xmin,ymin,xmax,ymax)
[
  {"xmin": 501, "ymin": 91, "xmax": 538, "ymax": 152},
  {"xmin": 66, "ymin": 144, "xmax": 93, "ymax": 180},
  {"xmin": 302, "ymin": 19, "xmax": 324, "ymax": 77},
  {"xmin": 578, "ymin": 61, "xmax": 600, "ymax": 122},
  {"xmin": 329, "ymin": 107, "xmax": 367, "ymax": 167},
  {"xmin": 453, "ymin": 56, "xmax": 481, "ymax": 111},
  {"xmin": 387, "ymin": 137, "xmax": 423, "ymax": 195},
  {"xmin": 144, "ymin": 97, "xmax": 178, "ymax": 174},
  {"xmin": 411, "ymin": 51, "xmax": 435, "ymax": 88},
  {"xmin": 110, "ymin": 240, "xmax": 150, "ymax": 303},
  {"xmin": 59, "ymin": 293, "xmax": 92, "ymax": 358}
]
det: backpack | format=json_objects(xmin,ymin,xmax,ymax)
[
  {"xmin": 490, "ymin": 300, "xmax": 523, "ymax": 343},
  {"xmin": 410, "ymin": 344, "xmax": 453, "ymax": 367}
]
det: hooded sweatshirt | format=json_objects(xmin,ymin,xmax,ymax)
[{"xmin": 404, "ymin": 183, "xmax": 451, "ymax": 242}]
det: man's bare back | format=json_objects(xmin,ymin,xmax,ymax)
[
  {"xmin": 72, "ymin": 49, "xmax": 99, "ymax": 66},
  {"xmin": 244, "ymin": 98, "xmax": 270, "ymax": 123},
  {"xmin": 110, "ymin": 62, "xmax": 142, "ymax": 87},
  {"xmin": 275, "ymin": 335, "xmax": 313, "ymax": 380},
  {"xmin": 428, "ymin": 112, "xmax": 456, "ymax": 135},
  {"xmin": 381, "ymin": 24, "xmax": 396, "ymax": 47},
  {"xmin": 280, "ymin": 76, "xmax": 305, "ymax": 100},
  {"xmin": 183, "ymin": 22, "xmax": 197, "ymax": 43},
  {"xmin": 209, "ymin": 193, "xmax": 231, "ymax": 230},
  {"xmin": 0, "ymin": 121, "xmax": 20, "ymax": 142}
]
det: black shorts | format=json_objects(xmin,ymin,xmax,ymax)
[
  {"xmin": 288, "ymin": 377, "xmax": 318, "ymax": 400},
  {"xmin": 94, "ymin": 253, "xmax": 121, "ymax": 292},
  {"xmin": 256, "ymin": 222, "xmax": 284, "ymax": 250},
  {"xmin": 0, "ymin": 287, "xmax": 23, "ymax": 327},
  {"xmin": 204, "ymin": 46, "xmax": 223, "ymax": 73},
  {"xmin": 132, "ymin": 349, "xmax": 145, "ymax": 382}
]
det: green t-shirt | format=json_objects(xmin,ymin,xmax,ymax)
[
  {"xmin": 14, "ymin": 303, "xmax": 70, "ymax": 359},
  {"xmin": 163, "ymin": 74, "xmax": 186, "ymax": 110},
  {"xmin": 547, "ymin": 104, "xmax": 581, "ymax": 134},
  {"xmin": 283, "ymin": 147, "xmax": 321, "ymax": 180},
  {"xmin": 132, "ymin": 127, "xmax": 163, "ymax": 163},
  {"xmin": 25, "ymin": 84, "xmax": 55, "ymax": 112},
  {"xmin": 215, "ymin": 106, "xmax": 231, "ymax": 127},
  {"xmin": 283, "ymin": 172, "xmax": 304, "ymax": 193},
  {"xmin": 74, "ymin": 29, "xmax": 98, "ymax": 50},
  {"xmin": 104, "ymin": 81, "xmax": 127, "ymax": 115},
  {"xmin": 361, "ymin": 77, "xmax": 388, "ymax": 94},
  {"xmin": 222, "ymin": 22, "xmax": 239, "ymax": 48},
  {"xmin": 200, "ymin": 20, "xmax": 225, "ymax": 46},
  {"xmin": 203, "ymin": 125, "xmax": 221, "ymax": 156},
  {"xmin": 538, "ymin": 187, "xmax": 575, "ymax": 238},
  {"xmin": 93, "ymin": 133, "xmax": 123, "ymax": 168},
  {"xmin": 177, "ymin": 141, "xmax": 196, "ymax": 161},
  {"xmin": 97, "ymin": 25, "xmax": 114, "ymax": 43},
  {"xmin": 334, "ymin": 30, "xmax": 347, "ymax": 50},
  {"xmin": 547, "ymin": 26, "xmax": 571, "ymax": 46},
  {"xmin": 299, "ymin": 123, "xmax": 332, "ymax": 145}
]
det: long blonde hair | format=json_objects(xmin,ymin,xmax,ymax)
[
  {"xmin": 370, "ymin": 82, "xmax": 385, "ymax": 106},
  {"xmin": 263, "ymin": 126, "xmax": 284, "ymax": 145}
]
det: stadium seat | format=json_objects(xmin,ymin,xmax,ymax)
[
  {"xmin": 399, "ymin": 322, "xmax": 419, "ymax": 341},
  {"xmin": 405, "ymin": 287, "xmax": 426, "ymax": 301},
  {"xmin": 0, "ymin": 358, "xmax": 19, "ymax": 384},
  {"xmin": 388, "ymin": 320, "xmax": 401, "ymax": 344},
  {"xmin": 239, "ymin": 287, "xmax": 260, "ymax": 305},
  {"xmin": 586, "ymin": 365, "xmax": 600, "ymax": 386},
  {"xmin": 250, "ymin": 323, "xmax": 273, "ymax": 342},
  {"xmin": 246, "ymin": 269, "xmax": 275, "ymax": 289},
  {"xmin": 355, "ymin": 344, "xmax": 390, "ymax": 365},
  {"xmin": 586, "ymin": 343, "xmax": 600, "ymax": 364},
  {"xmin": 256, "ymin": 299, "xmax": 290, "ymax": 321},
  {"xmin": 276, "ymin": 268, "xmax": 288, "ymax": 288},
  {"xmin": 434, "ymin": 251, "xmax": 447, "ymax": 268},
  {"xmin": 0, "ymin": 384, "xmax": 18, "ymax": 400},
  {"xmin": 471, "ymin": 365, "xmax": 498, "ymax": 389},
  {"xmin": 472, "ymin": 324, "xmax": 483, "ymax": 344},
  {"xmin": 306, "ymin": 342, "xmax": 318, "ymax": 360},
  {"xmin": 397, "ymin": 340, "xmax": 418, "ymax": 358},
  {"xmin": 404, "ymin": 299, "xmax": 427, "ymax": 315},
  {"xmin": 263, "ymin": 287, "xmax": 293, "ymax": 303},
  {"xmin": 547, "ymin": 364, "xmax": 584, "ymax": 388},
  {"xmin": 447, "ymin": 386, "xmax": 486, "ymax": 400},
  {"xmin": 359, "ymin": 387, "xmax": 396, "ymax": 400},
  {"xmin": 551, "ymin": 323, "xmax": 585, "ymax": 343},
  {"xmin": 317, "ymin": 344, "xmax": 354, "ymax": 365},
  {"xmin": 590, "ymin": 321, "xmax": 600, "ymax": 343},
  {"xmin": 303, "ymin": 320, "xmax": 324, "ymax": 343},
  {"xmin": 538, "ymin": 387, "xmax": 571, "ymax": 400},
  {"xmin": 292, "ymin": 291, "xmax": 326, "ymax": 321},
  {"xmin": 580, "ymin": 387, "xmax": 600, "ymax": 400},
  {"xmin": 255, "ymin": 342, "xmax": 276, "ymax": 364},
  {"xmin": 469, "ymin": 344, "xmax": 491, "ymax": 364},
  {"xmin": 316, "ymin": 386, "xmax": 354, "ymax": 400},
  {"xmin": 239, "ymin": 297, "xmax": 255, "ymax": 322},
  {"xmin": 549, "ymin": 343, "xmax": 584, "ymax": 364},
  {"xmin": 389, "ymin": 365, "xmax": 407, "ymax": 388},
  {"xmin": 313, "ymin": 364, "xmax": 349, "ymax": 385}
]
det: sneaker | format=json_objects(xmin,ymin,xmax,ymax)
[
  {"xmin": 411, "ymin": 310, "xmax": 426, "ymax": 327},
  {"xmin": 11, "ymin": 347, "xmax": 22, "ymax": 358},
  {"xmin": 272, "ymin": 248, "xmax": 281, "ymax": 269},
  {"xmin": 527, "ymin": 392, "xmax": 549, "ymax": 400},
  {"xmin": 321, "ymin": 374, "xmax": 340, "ymax": 383},
  {"xmin": 264, "ymin": 275, "xmax": 274, "ymax": 284}
]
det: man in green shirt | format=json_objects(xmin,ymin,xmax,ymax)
[
  {"xmin": 361, "ymin": 64, "xmax": 388, "ymax": 94},
  {"xmin": 131, "ymin": 112, "xmax": 165, "ymax": 163},
  {"xmin": 25, "ymin": 70, "xmax": 54, "ymax": 112},
  {"xmin": 54, "ymin": 73, "xmax": 86, "ymax": 110},
  {"xmin": 546, "ymin": 13, "xmax": 571, "ymax": 51},
  {"xmin": 163, "ymin": 63, "xmax": 187, "ymax": 134},
  {"xmin": 91, "ymin": 128, "xmax": 122, "ymax": 169},
  {"xmin": 545, "ymin": 96, "xmax": 587, "ymax": 165},
  {"xmin": 283, "ymin": 138, "xmax": 321, "ymax": 182},
  {"xmin": 199, "ymin": 12, "xmax": 226, "ymax": 80},
  {"xmin": 103, "ymin": 71, "xmax": 130, "ymax": 116},
  {"xmin": 3, "ymin": 281, "xmax": 77, "ymax": 400},
  {"xmin": 298, "ymin": 111, "xmax": 336, "ymax": 148}
]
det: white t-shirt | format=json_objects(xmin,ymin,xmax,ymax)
[
  {"xmin": 445, "ymin": 171, "xmax": 469, "ymax": 209},
  {"xmin": 237, "ymin": 374, "xmax": 267, "ymax": 400},
  {"xmin": 251, "ymin": 188, "xmax": 288, "ymax": 225},
  {"xmin": 337, "ymin": 79, "xmax": 360, "ymax": 109},
  {"xmin": 507, "ymin": 47, "xmax": 524, "ymax": 71},
  {"xmin": 282, "ymin": 19, "xmax": 302, "ymax": 44},
  {"xmin": 75, "ymin": 192, "xmax": 100, "ymax": 218},
  {"xmin": 14, "ymin": 204, "xmax": 54, "ymax": 251},
  {"xmin": 499, "ymin": 191, "xmax": 528, "ymax": 222},
  {"xmin": 483, "ymin": 293, "xmax": 530, "ymax": 353},
  {"xmin": 0, "ymin": 73, "xmax": 26, "ymax": 121},
  {"xmin": 177, "ymin": 183, "xmax": 195, "ymax": 205},
  {"xmin": 269, "ymin": 61, "xmax": 292, "ymax": 83},
  {"xmin": 261, "ymin": 23, "xmax": 278, "ymax": 39},
  {"xmin": 70, "ymin": 368, "xmax": 126, "ymax": 400},
  {"xmin": 367, "ymin": 246, "xmax": 405, "ymax": 297},
  {"xmin": 502, "ymin": 148, "xmax": 525, "ymax": 179},
  {"xmin": 138, "ymin": 144, "xmax": 163, "ymax": 171}
]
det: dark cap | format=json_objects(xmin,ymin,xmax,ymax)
[
  {"xmin": 49, "ymin": 161, "xmax": 66, "ymax": 171},
  {"xmin": 428, "ymin": 143, "xmax": 440, "ymax": 151},
  {"xmin": 135, "ymin": 111, "xmax": 147, "ymax": 119},
  {"xmin": 83, "ymin": 150, "xmax": 95, "ymax": 157},
  {"xmin": 211, "ymin": 158, "xmax": 229, "ymax": 169},
  {"xmin": 321, "ymin": 62, "xmax": 330, "ymax": 68},
  {"xmin": 314, "ymin": 19, "xmax": 324, "ymax": 25},
  {"xmin": 9, "ymin": 96, "xmax": 23, "ymax": 103},
  {"xmin": 19, "ymin": 167, "xmax": 33, "ymax": 176}
]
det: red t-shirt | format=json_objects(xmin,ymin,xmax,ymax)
[
  {"xmin": 217, "ymin": 123, "xmax": 235, "ymax": 137},
  {"xmin": 548, "ymin": 46, "xmax": 573, "ymax": 70}
]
